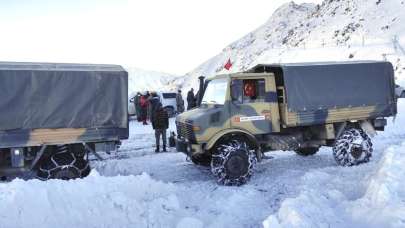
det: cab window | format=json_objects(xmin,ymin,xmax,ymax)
[{"xmin": 231, "ymin": 79, "xmax": 265, "ymax": 103}]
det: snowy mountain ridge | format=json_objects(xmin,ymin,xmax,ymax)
[
  {"xmin": 124, "ymin": 66, "xmax": 180, "ymax": 98},
  {"xmin": 177, "ymin": 0, "xmax": 405, "ymax": 91}
]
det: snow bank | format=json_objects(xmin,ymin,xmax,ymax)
[
  {"xmin": 0, "ymin": 172, "xmax": 201, "ymax": 228},
  {"xmin": 349, "ymin": 143, "xmax": 405, "ymax": 227},
  {"xmin": 263, "ymin": 141, "xmax": 405, "ymax": 228}
]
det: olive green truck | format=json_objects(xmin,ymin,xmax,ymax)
[
  {"xmin": 0, "ymin": 62, "xmax": 128, "ymax": 181},
  {"xmin": 175, "ymin": 61, "xmax": 398, "ymax": 185}
]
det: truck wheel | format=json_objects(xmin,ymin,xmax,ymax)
[
  {"xmin": 37, "ymin": 145, "xmax": 91, "ymax": 180},
  {"xmin": 211, "ymin": 137, "xmax": 257, "ymax": 186},
  {"xmin": 295, "ymin": 147, "xmax": 319, "ymax": 156},
  {"xmin": 191, "ymin": 153, "xmax": 211, "ymax": 166},
  {"xmin": 333, "ymin": 128, "xmax": 372, "ymax": 166}
]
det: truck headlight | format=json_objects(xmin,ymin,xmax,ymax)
[{"xmin": 192, "ymin": 125, "xmax": 201, "ymax": 132}]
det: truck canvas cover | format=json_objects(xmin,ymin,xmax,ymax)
[
  {"xmin": 0, "ymin": 62, "xmax": 128, "ymax": 131},
  {"xmin": 249, "ymin": 61, "xmax": 397, "ymax": 115}
]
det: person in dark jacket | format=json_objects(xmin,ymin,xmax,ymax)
[
  {"xmin": 152, "ymin": 102, "xmax": 169, "ymax": 152},
  {"xmin": 148, "ymin": 92, "xmax": 161, "ymax": 123},
  {"xmin": 134, "ymin": 92, "xmax": 142, "ymax": 121},
  {"xmin": 187, "ymin": 88, "xmax": 196, "ymax": 110},
  {"xmin": 176, "ymin": 89, "xmax": 185, "ymax": 113},
  {"xmin": 140, "ymin": 93, "xmax": 149, "ymax": 125}
]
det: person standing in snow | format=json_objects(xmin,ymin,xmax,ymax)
[
  {"xmin": 176, "ymin": 89, "xmax": 185, "ymax": 113},
  {"xmin": 134, "ymin": 92, "xmax": 142, "ymax": 122},
  {"xmin": 148, "ymin": 92, "xmax": 161, "ymax": 124},
  {"xmin": 152, "ymin": 102, "xmax": 169, "ymax": 152},
  {"xmin": 140, "ymin": 93, "xmax": 149, "ymax": 125},
  {"xmin": 187, "ymin": 88, "xmax": 196, "ymax": 110}
]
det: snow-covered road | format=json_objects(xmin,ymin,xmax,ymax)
[{"xmin": 1, "ymin": 101, "xmax": 405, "ymax": 228}]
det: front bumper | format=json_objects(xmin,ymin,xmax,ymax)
[
  {"xmin": 175, "ymin": 138, "xmax": 203, "ymax": 156},
  {"xmin": 175, "ymin": 137, "xmax": 189, "ymax": 154}
]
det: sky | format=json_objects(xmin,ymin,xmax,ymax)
[{"xmin": 0, "ymin": 0, "xmax": 323, "ymax": 75}]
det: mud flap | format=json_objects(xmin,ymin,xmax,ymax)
[{"xmin": 360, "ymin": 120, "xmax": 377, "ymax": 137}]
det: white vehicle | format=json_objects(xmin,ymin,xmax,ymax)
[
  {"xmin": 128, "ymin": 92, "xmax": 178, "ymax": 117},
  {"xmin": 396, "ymin": 85, "xmax": 405, "ymax": 98},
  {"xmin": 157, "ymin": 92, "xmax": 177, "ymax": 117}
]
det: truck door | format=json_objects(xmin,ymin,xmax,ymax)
[{"xmin": 230, "ymin": 74, "xmax": 280, "ymax": 134}]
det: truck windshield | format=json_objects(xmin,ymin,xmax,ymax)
[{"xmin": 201, "ymin": 78, "xmax": 228, "ymax": 105}]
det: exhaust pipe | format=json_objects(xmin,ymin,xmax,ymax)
[{"xmin": 198, "ymin": 76, "xmax": 205, "ymax": 106}]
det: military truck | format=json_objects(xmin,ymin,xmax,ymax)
[
  {"xmin": 175, "ymin": 61, "xmax": 397, "ymax": 186},
  {"xmin": 0, "ymin": 62, "xmax": 128, "ymax": 180}
]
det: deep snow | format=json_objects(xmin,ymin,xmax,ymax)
[{"xmin": 0, "ymin": 100, "xmax": 404, "ymax": 228}]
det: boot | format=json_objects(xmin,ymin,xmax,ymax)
[{"xmin": 163, "ymin": 145, "xmax": 167, "ymax": 152}]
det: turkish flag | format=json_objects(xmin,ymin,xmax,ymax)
[{"xmin": 224, "ymin": 58, "xmax": 232, "ymax": 70}]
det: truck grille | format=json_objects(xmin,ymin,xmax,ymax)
[{"xmin": 176, "ymin": 121, "xmax": 197, "ymax": 143}]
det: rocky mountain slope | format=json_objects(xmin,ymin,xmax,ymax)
[{"xmin": 177, "ymin": 0, "xmax": 405, "ymax": 91}]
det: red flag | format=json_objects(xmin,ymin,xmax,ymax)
[{"xmin": 224, "ymin": 58, "xmax": 232, "ymax": 70}]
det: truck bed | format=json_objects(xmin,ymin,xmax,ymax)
[
  {"xmin": 280, "ymin": 104, "xmax": 386, "ymax": 127},
  {"xmin": 0, "ymin": 127, "xmax": 128, "ymax": 148},
  {"xmin": 250, "ymin": 61, "xmax": 397, "ymax": 127}
]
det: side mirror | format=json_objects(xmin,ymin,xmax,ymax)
[{"xmin": 395, "ymin": 85, "xmax": 405, "ymax": 98}]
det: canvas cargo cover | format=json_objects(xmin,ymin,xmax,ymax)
[
  {"xmin": 0, "ymin": 62, "xmax": 128, "ymax": 131},
  {"xmin": 250, "ymin": 61, "xmax": 397, "ymax": 114}
]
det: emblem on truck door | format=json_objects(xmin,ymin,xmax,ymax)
[
  {"xmin": 234, "ymin": 116, "xmax": 266, "ymax": 122},
  {"xmin": 240, "ymin": 116, "xmax": 266, "ymax": 122}
]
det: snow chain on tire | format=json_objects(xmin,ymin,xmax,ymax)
[
  {"xmin": 333, "ymin": 128, "xmax": 373, "ymax": 166},
  {"xmin": 211, "ymin": 138, "xmax": 257, "ymax": 186},
  {"xmin": 37, "ymin": 145, "xmax": 91, "ymax": 180}
]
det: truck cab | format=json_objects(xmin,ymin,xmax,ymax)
[
  {"xmin": 176, "ymin": 61, "xmax": 397, "ymax": 186},
  {"xmin": 176, "ymin": 73, "xmax": 280, "ymax": 152}
]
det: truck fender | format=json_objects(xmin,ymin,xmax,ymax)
[
  {"xmin": 206, "ymin": 129, "xmax": 259, "ymax": 151},
  {"xmin": 360, "ymin": 120, "xmax": 377, "ymax": 137}
]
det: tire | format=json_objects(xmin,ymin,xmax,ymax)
[
  {"xmin": 295, "ymin": 147, "xmax": 319, "ymax": 156},
  {"xmin": 333, "ymin": 128, "xmax": 372, "ymax": 166},
  {"xmin": 211, "ymin": 136, "xmax": 257, "ymax": 186},
  {"xmin": 191, "ymin": 153, "xmax": 211, "ymax": 166},
  {"xmin": 37, "ymin": 145, "xmax": 91, "ymax": 180}
]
